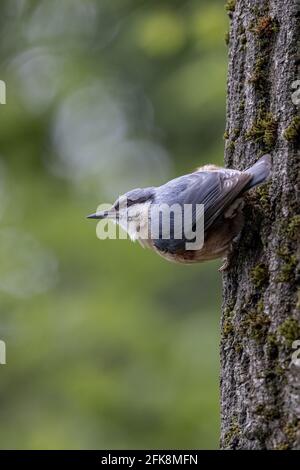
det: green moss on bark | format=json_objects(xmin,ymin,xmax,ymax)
[
  {"xmin": 246, "ymin": 112, "xmax": 278, "ymax": 151},
  {"xmin": 277, "ymin": 318, "xmax": 300, "ymax": 347},
  {"xmin": 285, "ymin": 215, "xmax": 300, "ymax": 240},
  {"xmin": 283, "ymin": 116, "xmax": 300, "ymax": 142},
  {"xmin": 225, "ymin": 0, "xmax": 236, "ymax": 17},
  {"xmin": 251, "ymin": 263, "xmax": 269, "ymax": 288},
  {"xmin": 277, "ymin": 255, "xmax": 297, "ymax": 283},
  {"xmin": 223, "ymin": 417, "xmax": 241, "ymax": 448}
]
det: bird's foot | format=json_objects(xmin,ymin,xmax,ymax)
[
  {"xmin": 224, "ymin": 198, "xmax": 244, "ymax": 219},
  {"xmin": 219, "ymin": 227, "xmax": 244, "ymax": 272},
  {"xmin": 219, "ymin": 257, "xmax": 230, "ymax": 272}
]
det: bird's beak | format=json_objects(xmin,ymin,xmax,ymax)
[{"xmin": 86, "ymin": 210, "xmax": 117, "ymax": 220}]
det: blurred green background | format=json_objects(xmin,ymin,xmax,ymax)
[{"xmin": 0, "ymin": 0, "xmax": 228, "ymax": 449}]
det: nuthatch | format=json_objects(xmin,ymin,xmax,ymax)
[{"xmin": 87, "ymin": 154, "xmax": 271, "ymax": 271}]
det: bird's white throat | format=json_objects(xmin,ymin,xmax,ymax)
[{"xmin": 116, "ymin": 203, "xmax": 152, "ymax": 243}]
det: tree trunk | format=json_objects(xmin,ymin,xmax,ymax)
[{"xmin": 220, "ymin": 0, "xmax": 300, "ymax": 449}]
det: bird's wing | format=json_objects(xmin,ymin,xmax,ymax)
[
  {"xmin": 153, "ymin": 170, "xmax": 252, "ymax": 253},
  {"xmin": 174, "ymin": 170, "xmax": 252, "ymax": 232},
  {"xmin": 200, "ymin": 170, "xmax": 252, "ymax": 231}
]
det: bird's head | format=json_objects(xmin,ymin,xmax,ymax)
[{"xmin": 87, "ymin": 187, "xmax": 155, "ymax": 241}]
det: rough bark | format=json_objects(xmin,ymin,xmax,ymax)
[{"xmin": 221, "ymin": 0, "xmax": 300, "ymax": 449}]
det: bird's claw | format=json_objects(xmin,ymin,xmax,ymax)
[{"xmin": 219, "ymin": 257, "xmax": 230, "ymax": 272}]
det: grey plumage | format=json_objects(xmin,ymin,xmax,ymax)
[
  {"xmin": 87, "ymin": 154, "xmax": 272, "ymax": 268},
  {"xmin": 151, "ymin": 154, "xmax": 271, "ymax": 254}
]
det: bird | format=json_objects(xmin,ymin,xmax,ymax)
[{"xmin": 87, "ymin": 154, "xmax": 271, "ymax": 271}]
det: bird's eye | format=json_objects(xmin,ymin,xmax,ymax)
[
  {"xmin": 113, "ymin": 200, "xmax": 122, "ymax": 210},
  {"xmin": 114, "ymin": 196, "xmax": 128, "ymax": 211}
]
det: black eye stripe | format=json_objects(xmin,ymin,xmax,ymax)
[
  {"xmin": 114, "ymin": 199, "xmax": 135, "ymax": 210},
  {"xmin": 113, "ymin": 190, "xmax": 154, "ymax": 210}
]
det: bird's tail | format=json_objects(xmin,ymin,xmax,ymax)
[{"xmin": 244, "ymin": 154, "xmax": 272, "ymax": 190}]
